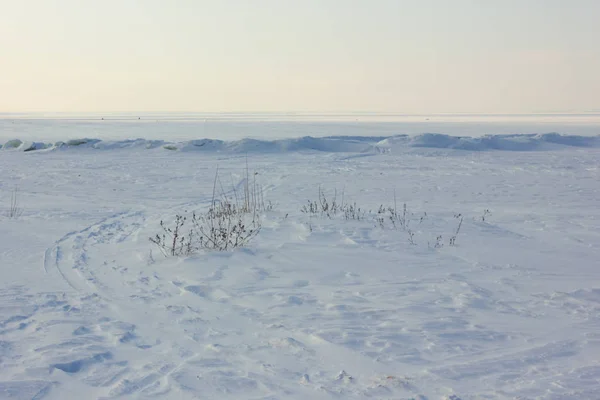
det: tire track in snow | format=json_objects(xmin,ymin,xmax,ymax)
[
  {"xmin": 38, "ymin": 209, "xmax": 279, "ymax": 397},
  {"xmin": 43, "ymin": 211, "xmax": 136, "ymax": 288},
  {"xmin": 39, "ymin": 207, "xmax": 429, "ymax": 398},
  {"xmin": 38, "ymin": 210, "xmax": 187, "ymax": 397}
]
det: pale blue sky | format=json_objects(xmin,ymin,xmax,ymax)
[{"xmin": 1, "ymin": 0, "xmax": 598, "ymax": 113}]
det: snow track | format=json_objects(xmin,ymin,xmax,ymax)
[{"xmin": 38, "ymin": 211, "xmax": 423, "ymax": 398}]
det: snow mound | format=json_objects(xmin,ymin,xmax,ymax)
[
  {"xmin": 2, "ymin": 133, "xmax": 599, "ymax": 154},
  {"xmin": 377, "ymin": 133, "xmax": 600, "ymax": 151},
  {"xmin": 173, "ymin": 136, "xmax": 376, "ymax": 153},
  {"xmin": 87, "ymin": 139, "xmax": 165, "ymax": 150},
  {"xmin": 32, "ymin": 138, "xmax": 164, "ymax": 151},
  {"xmin": 1, "ymin": 139, "xmax": 51, "ymax": 152},
  {"xmin": 2, "ymin": 139, "xmax": 22, "ymax": 149}
]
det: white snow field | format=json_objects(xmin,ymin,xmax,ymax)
[{"xmin": 1, "ymin": 126, "xmax": 600, "ymax": 399}]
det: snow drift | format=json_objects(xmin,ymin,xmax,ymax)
[
  {"xmin": 376, "ymin": 132, "xmax": 600, "ymax": 151},
  {"xmin": 2, "ymin": 133, "xmax": 599, "ymax": 154}
]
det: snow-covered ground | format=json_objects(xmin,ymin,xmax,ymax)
[{"xmin": 1, "ymin": 127, "xmax": 600, "ymax": 399}]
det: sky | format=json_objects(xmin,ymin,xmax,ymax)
[{"xmin": 1, "ymin": 0, "xmax": 599, "ymax": 113}]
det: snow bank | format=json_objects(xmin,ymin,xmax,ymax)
[
  {"xmin": 175, "ymin": 136, "xmax": 375, "ymax": 153},
  {"xmin": 0, "ymin": 139, "xmax": 51, "ymax": 152},
  {"xmin": 2, "ymin": 133, "xmax": 599, "ymax": 154},
  {"xmin": 53, "ymin": 138, "xmax": 165, "ymax": 150},
  {"xmin": 377, "ymin": 133, "xmax": 600, "ymax": 151}
]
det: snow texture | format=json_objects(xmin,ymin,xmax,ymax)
[{"xmin": 0, "ymin": 124, "xmax": 599, "ymax": 399}]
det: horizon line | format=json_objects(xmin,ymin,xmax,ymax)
[{"xmin": 2, "ymin": 111, "xmax": 600, "ymax": 117}]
